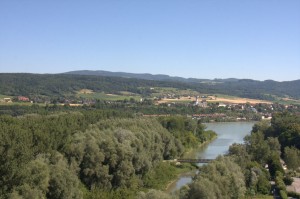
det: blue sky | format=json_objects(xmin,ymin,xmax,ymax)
[{"xmin": 0, "ymin": 0, "xmax": 299, "ymax": 81}]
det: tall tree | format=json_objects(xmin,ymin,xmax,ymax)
[{"xmin": 284, "ymin": 146, "xmax": 300, "ymax": 170}]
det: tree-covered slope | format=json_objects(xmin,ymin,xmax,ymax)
[
  {"xmin": 0, "ymin": 111, "xmax": 184, "ymax": 198},
  {"xmin": 0, "ymin": 73, "xmax": 191, "ymax": 97},
  {"xmin": 0, "ymin": 73, "xmax": 300, "ymax": 99},
  {"xmin": 64, "ymin": 70, "xmax": 210, "ymax": 83}
]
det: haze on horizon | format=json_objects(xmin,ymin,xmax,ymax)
[{"xmin": 0, "ymin": 0, "xmax": 299, "ymax": 81}]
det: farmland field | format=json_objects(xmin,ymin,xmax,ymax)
[
  {"xmin": 157, "ymin": 94, "xmax": 272, "ymax": 105},
  {"xmin": 77, "ymin": 91, "xmax": 141, "ymax": 101}
]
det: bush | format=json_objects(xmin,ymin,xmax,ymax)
[
  {"xmin": 287, "ymin": 191, "xmax": 300, "ymax": 199},
  {"xmin": 275, "ymin": 175, "xmax": 286, "ymax": 191},
  {"xmin": 279, "ymin": 190, "xmax": 288, "ymax": 199},
  {"xmin": 142, "ymin": 162, "xmax": 177, "ymax": 190},
  {"xmin": 283, "ymin": 176, "xmax": 293, "ymax": 185},
  {"xmin": 256, "ymin": 174, "xmax": 271, "ymax": 194}
]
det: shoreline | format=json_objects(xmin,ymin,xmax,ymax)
[
  {"xmin": 164, "ymin": 170, "xmax": 196, "ymax": 193},
  {"xmin": 164, "ymin": 135, "xmax": 217, "ymax": 192},
  {"xmin": 183, "ymin": 135, "xmax": 217, "ymax": 157}
]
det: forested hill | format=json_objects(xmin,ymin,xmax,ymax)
[
  {"xmin": 64, "ymin": 70, "xmax": 210, "ymax": 83},
  {"xmin": 210, "ymin": 79, "xmax": 300, "ymax": 100},
  {"xmin": 65, "ymin": 70, "xmax": 300, "ymax": 99},
  {"xmin": 0, "ymin": 73, "xmax": 300, "ymax": 100},
  {"xmin": 0, "ymin": 73, "xmax": 192, "ymax": 97}
]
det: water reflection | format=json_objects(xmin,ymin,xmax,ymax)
[{"xmin": 166, "ymin": 122, "xmax": 255, "ymax": 193}]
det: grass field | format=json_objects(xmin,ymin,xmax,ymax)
[
  {"xmin": 276, "ymin": 98, "xmax": 300, "ymax": 105},
  {"xmin": 0, "ymin": 94, "xmax": 12, "ymax": 99},
  {"xmin": 77, "ymin": 91, "xmax": 141, "ymax": 101},
  {"xmin": 78, "ymin": 89, "xmax": 94, "ymax": 94},
  {"xmin": 0, "ymin": 101, "xmax": 34, "ymax": 106},
  {"xmin": 149, "ymin": 87, "xmax": 201, "ymax": 97}
]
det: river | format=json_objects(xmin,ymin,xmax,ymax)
[{"xmin": 166, "ymin": 121, "xmax": 256, "ymax": 193}]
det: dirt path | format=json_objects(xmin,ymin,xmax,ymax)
[{"xmin": 287, "ymin": 177, "xmax": 300, "ymax": 193}]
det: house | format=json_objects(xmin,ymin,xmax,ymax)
[
  {"xmin": 193, "ymin": 96, "xmax": 199, "ymax": 106},
  {"xmin": 262, "ymin": 114, "xmax": 272, "ymax": 120},
  {"xmin": 250, "ymin": 107, "xmax": 258, "ymax": 113},
  {"xmin": 199, "ymin": 100, "xmax": 208, "ymax": 108},
  {"xmin": 218, "ymin": 103, "xmax": 227, "ymax": 107},
  {"xmin": 18, "ymin": 96, "xmax": 30, "ymax": 102},
  {"xmin": 3, "ymin": 98, "xmax": 12, "ymax": 103}
]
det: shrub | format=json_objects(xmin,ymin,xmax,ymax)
[
  {"xmin": 287, "ymin": 191, "xmax": 300, "ymax": 199},
  {"xmin": 279, "ymin": 190, "xmax": 288, "ymax": 199},
  {"xmin": 283, "ymin": 176, "xmax": 293, "ymax": 185}
]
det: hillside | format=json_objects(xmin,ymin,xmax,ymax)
[
  {"xmin": 65, "ymin": 70, "xmax": 300, "ymax": 100},
  {"xmin": 0, "ymin": 73, "xmax": 191, "ymax": 97},
  {"xmin": 0, "ymin": 73, "xmax": 300, "ymax": 100},
  {"xmin": 64, "ymin": 70, "xmax": 210, "ymax": 83}
]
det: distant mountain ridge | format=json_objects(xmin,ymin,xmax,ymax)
[
  {"xmin": 64, "ymin": 70, "xmax": 294, "ymax": 83},
  {"xmin": 64, "ymin": 70, "xmax": 213, "ymax": 83},
  {"xmin": 62, "ymin": 70, "xmax": 300, "ymax": 100},
  {"xmin": 0, "ymin": 72, "xmax": 300, "ymax": 100}
]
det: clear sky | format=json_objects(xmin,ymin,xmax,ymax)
[{"xmin": 0, "ymin": 0, "xmax": 299, "ymax": 81}]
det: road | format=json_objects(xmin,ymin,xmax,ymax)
[{"xmin": 270, "ymin": 182, "xmax": 280, "ymax": 199}]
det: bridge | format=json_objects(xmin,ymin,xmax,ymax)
[{"xmin": 177, "ymin": 159, "xmax": 214, "ymax": 163}]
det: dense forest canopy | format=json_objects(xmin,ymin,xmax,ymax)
[{"xmin": 0, "ymin": 109, "xmax": 216, "ymax": 198}]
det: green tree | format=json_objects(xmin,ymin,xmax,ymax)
[
  {"xmin": 184, "ymin": 157, "xmax": 246, "ymax": 199},
  {"xmin": 256, "ymin": 174, "xmax": 271, "ymax": 194},
  {"xmin": 7, "ymin": 156, "xmax": 50, "ymax": 199},
  {"xmin": 268, "ymin": 153, "xmax": 284, "ymax": 178},
  {"xmin": 228, "ymin": 143, "xmax": 251, "ymax": 170},
  {"xmin": 284, "ymin": 146, "xmax": 300, "ymax": 170},
  {"xmin": 137, "ymin": 189, "xmax": 174, "ymax": 199},
  {"xmin": 0, "ymin": 118, "xmax": 34, "ymax": 196},
  {"xmin": 47, "ymin": 152, "xmax": 83, "ymax": 199},
  {"xmin": 186, "ymin": 177, "xmax": 221, "ymax": 199},
  {"xmin": 244, "ymin": 131, "xmax": 271, "ymax": 165}
]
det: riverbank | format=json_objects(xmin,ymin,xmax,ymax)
[
  {"xmin": 164, "ymin": 134, "xmax": 217, "ymax": 192},
  {"xmin": 183, "ymin": 134, "xmax": 217, "ymax": 158},
  {"xmin": 165, "ymin": 170, "xmax": 196, "ymax": 193},
  {"xmin": 165, "ymin": 121, "xmax": 256, "ymax": 193},
  {"xmin": 142, "ymin": 161, "xmax": 197, "ymax": 191}
]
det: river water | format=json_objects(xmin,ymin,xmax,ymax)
[{"xmin": 166, "ymin": 122, "xmax": 256, "ymax": 193}]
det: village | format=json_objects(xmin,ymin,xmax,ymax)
[{"xmin": 1, "ymin": 93, "xmax": 299, "ymax": 122}]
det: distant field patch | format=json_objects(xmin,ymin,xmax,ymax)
[
  {"xmin": 149, "ymin": 88, "xmax": 272, "ymax": 105},
  {"xmin": 157, "ymin": 94, "xmax": 272, "ymax": 105},
  {"xmin": 0, "ymin": 94, "xmax": 12, "ymax": 98},
  {"xmin": 77, "ymin": 92, "xmax": 141, "ymax": 101},
  {"xmin": 0, "ymin": 102, "xmax": 33, "ymax": 106},
  {"xmin": 106, "ymin": 93, "xmax": 118, "ymax": 96},
  {"xmin": 279, "ymin": 98, "xmax": 300, "ymax": 105},
  {"xmin": 208, "ymin": 97, "xmax": 272, "ymax": 104},
  {"xmin": 78, "ymin": 89, "xmax": 94, "ymax": 94},
  {"xmin": 149, "ymin": 87, "xmax": 201, "ymax": 98},
  {"xmin": 119, "ymin": 91, "xmax": 138, "ymax": 96},
  {"xmin": 156, "ymin": 96, "xmax": 196, "ymax": 104}
]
